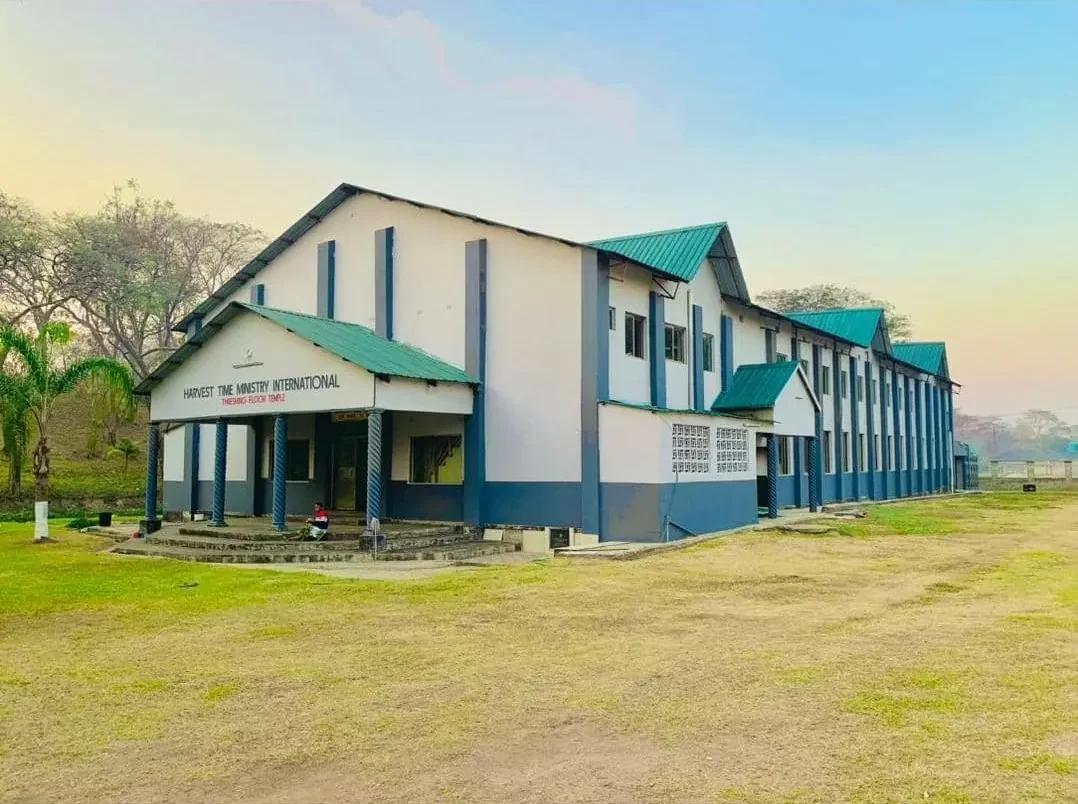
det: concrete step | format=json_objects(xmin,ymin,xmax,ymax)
[
  {"xmin": 149, "ymin": 534, "xmax": 364, "ymax": 552},
  {"xmin": 377, "ymin": 541, "xmax": 520, "ymax": 562},
  {"xmin": 177, "ymin": 524, "xmax": 466, "ymax": 544},
  {"xmin": 110, "ymin": 541, "xmax": 371, "ymax": 564}
]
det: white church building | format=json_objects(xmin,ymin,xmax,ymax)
[{"xmin": 135, "ymin": 183, "xmax": 958, "ymax": 544}]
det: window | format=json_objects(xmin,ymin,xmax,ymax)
[
  {"xmin": 872, "ymin": 379, "xmax": 878, "ymax": 405},
  {"xmin": 822, "ymin": 368, "xmax": 831, "ymax": 395},
  {"xmin": 702, "ymin": 333, "xmax": 715, "ymax": 371},
  {"xmin": 410, "ymin": 435, "xmax": 463, "ymax": 484},
  {"xmin": 672, "ymin": 423, "xmax": 710, "ymax": 474},
  {"xmin": 665, "ymin": 324, "xmax": 686, "ymax": 362},
  {"xmin": 842, "ymin": 432, "xmax": 851, "ymax": 472},
  {"xmin": 266, "ymin": 439, "xmax": 312, "ymax": 481},
  {"xmin": 776, "ymin": 352, "xmax": 789, "ymax": 363},
  {"xmin": 859, "ymin": 434, "xmax": 867, "ymax": 471},
  {"xmin": 779, "ymin": 437, "xmax": 791, "ymax": 475},
  {"xmin": 841, "ymin": 371, "xmax": 848, "ymax": 399},
  {"xmin": 823, "ymin": 430, "xmax": 834, "ymax": 474},
  {"xmin": 625, "ymin": 313, "xmax": 645, "ymax": 358},
  {"xmin": 899, "ymin": 388, "xmax": 904, "ymax": 411},
  {"xmin": 884, "ymin": 381, "xmax": 890, "ymax": 407},
  {"xmin": 716, "ymin": 427, "xmax": 749, "ymax": 473},
  {"xmin": 800, "ymin": 358, "xmax": 809, "ymax": 375},
  {"xmin": 857, "ymin": 375, "xmax": 864, "ymax": 402},
  {"xmin": 887, "ymin": 435, "xmax": 893, "ymax": 469},
  {"xmin": 608, "ymin": 306, "xmax": 616, "ymax": 331}
]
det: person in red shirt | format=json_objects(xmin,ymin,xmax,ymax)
[{"xmin": 306, "ymin": 502, "xmax": 330, "ymax": 541}]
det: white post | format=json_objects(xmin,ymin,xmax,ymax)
[{"xmin": 34, "ymin": 500, "xmax": 49, "ymax": 542}]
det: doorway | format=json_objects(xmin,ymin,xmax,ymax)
[{"xmin": 332, "ymin": 432, "xmax": 368, "ymax": 511}]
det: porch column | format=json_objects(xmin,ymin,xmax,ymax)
[
  {"xmin": 366, "ymin": 409, "xmax": 384, "ymax": 529},
  {"xmin": 808, "ymin": 435, "xmax": 820, "ymax": 513},
  {"xmin": 144, "ymin": 422, "xmax": 160, "ymax": 522},
  {"xmin": 766, "ymin": 434, "xmax": 779, "ymax": 519},
  {"xmin": 271, "ymin": 415, "xmax": 288, "ymax": 531},
  {"xmin": 210, "ymin": 419, "xmax": 228, "ymax": 527}
]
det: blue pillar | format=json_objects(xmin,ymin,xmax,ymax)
[
  {"xmin": 808, "ymin": 436, "xmax": 820, "ymax": 513},
  {"xmin": 865, "ymin": 360, "xmax": 876, "ymax": 500},
  {"xmin": 648, "ymin": 291, "xmax": 666, "ymax": 408},
  {"xmin": 144, "ymin": 422, "xmax": 160, "ymax": 521},
  {"xmin": 366, "ymin": 410, "xmax": 384, "ymax": 528},
  {"xmin": 946, "ymin": 385, "xmax": 955, "ymax": 491},
  {"xmin": 185, "ymin": 424, "xmax": 201, "ymax": 515},
  {"xmin": 791, "ymin": 336, "xmax": 804, "ymax": 508},
  {"xmin": 210, "ymin": 419, "xmax": 228, "ymax": 526},
  {"xmin": 879, "ymin": 366, "xmax": 889, "ymax": 499},
  {"xmin": 271, "ymin": 415, "xmax": 287, "ymax": 531},
  {"xmin": 463, "ymin": 239, "xmax": 488, "ymax": 528},
  {"xmin": 849, "ymin": 356, "xmax": 861, "ymax": 501},
  {"xmin": 766, "ymin": 434, "xmax": 779, "ymax": 519}
]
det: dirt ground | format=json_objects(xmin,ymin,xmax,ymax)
[{"xmin": 1, "ymin": 494, "xmax": 1076, "ymax": 803}]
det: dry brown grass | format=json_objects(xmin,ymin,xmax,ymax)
[{"xmin": 1, "ymin": 493, "xmax": 1076, "ymax": 803}]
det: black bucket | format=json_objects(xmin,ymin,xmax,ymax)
[{"xmin": 98, "ymin": 512, "xmax": 113, "ymax": 527}]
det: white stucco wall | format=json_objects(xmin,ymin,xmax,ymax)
[
  {"xmin": 599, "ymin": 403, "xmax": 757, "ymax": 485},
  {"xmin": 689, "ymin": 267, "xmax": 724, "ymax": 408},
  {"xmin": 162, "ymin": 427, "xmax": 185, "ymax": 481},
  {"xmin": 730, "ymin": 307, "xmax": 768, "ymax": 369},
  {"xmin": 607, "ymin": 263, "xmax": 652, "ymax": 405},
  {"xmin": 195, "ymin": 424, "xmax": 249, "ymax": 481}
]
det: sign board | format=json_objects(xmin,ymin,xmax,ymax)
[{"xmin": 331, "ymin": 411, "xmax": 369, "ymax": 423}]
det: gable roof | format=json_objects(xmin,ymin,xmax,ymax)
[
  {"xmin": 138, "ymin": 302, "xmax": 476, "ymax": 395},
  {"xmin": 786, "ymin": 308, "xmax": 888, "ymax": 350},
  {"xmin": 711, "ymin": 361, "xmax": 811, "ymax": 411},
  {"xmin": 175, "ymin": 183, "xmax": 681, "ymax": 333},
  {"xmin": 588, "ymin": 223, "xmax": 726, "ymax": 283},
  {"xmin": 892, "ymin": 342, "xmax": 948, "ymax": 377}
]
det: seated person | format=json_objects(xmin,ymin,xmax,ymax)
[{"xmin": 306, "ymin": 502, "xmax": 330, "ymax": 540}]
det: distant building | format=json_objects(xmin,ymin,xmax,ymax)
[{"xmin": 135, "ymin": 184, "xmax": 959, "ymax": 545}]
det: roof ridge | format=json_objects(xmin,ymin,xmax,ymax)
[
  {"xmin": 894, "ymin": 340, "xmax": 945, "ymax": 347},
  {"xmin": 238, "ymin": 301, "xmax": 372, "ymax": 330},
  {"xmin": 588, "ymin": 221, "xmax": 726, "ymax": 243},
  {"xmin": 789, "ymin": 307, "xmax": 885, "ymax": 315}
]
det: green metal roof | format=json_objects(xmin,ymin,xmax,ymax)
[
  {"xmin": 588, "ymin": 223, "xmax": 727, "ymax": 283},
  {"xmin": 892, "ymin": 342, "xmax": 946, "ymax": 375},
  {"xmin": 137, "ymin": 302, "xmax": 476, "ymax": 394},
  {"xmin": 711, "ymin": 361, "xmax": 800, "ymax": 411},
  {"xmin": 786, "ymin": 308, "xmax": 885, "ymax": 348}
]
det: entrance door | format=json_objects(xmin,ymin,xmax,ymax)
[{"xmin": 332, "ymin": 436, "xmax": 368, "ymax": 511}]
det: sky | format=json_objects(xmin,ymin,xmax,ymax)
[{"xmin": 2, "ymin": 0, "xmax": 1076, "ymax": 419}]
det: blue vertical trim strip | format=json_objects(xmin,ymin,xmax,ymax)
[
  {"xmin": 375, "ymin": 227, "xmax": 395, "ymax": 339},
  {"xmin": 833, "ymin": 348, "xmax": 844, "ymax": 501},
  {"xmin": 790, "ymin": 336, "xmax": 803, "ymax": 507},
  {"xmin": 145, "ymin": 422, "xmax": 159, "ymax": 521},
  {"xmin": 463, "ymin": 239, "xmax": 487, "ymax": 528},
  {"xmin": 936, "ymin": 385, "xmax": 944, "ymax": 491},
  {"xmin": 810, "ymin": 343, "xmax": 823, "ymax": 511},
  {"xmin": 892, "ymin": 370, "xmax": 901, "ymax": 497},
  {"xmin": 691, "ymin": 305, "xmax": 705, "ymax": 410},
  {"xmin": 272, "ymin": 415, "xmax": 288, "ymax": 530},
  {"xmin": 865, "ymin": 360, "xmax": 876, "ymax": 500},
  {"xmin": 766, "ymin": 435, "xmax": 779, "ymax": 518},
  {"xmin": 879, "ymin": 366, "xmax": 889, "ymax": 499},
  {"xmin": 904, "ymin": 375, "xmax": 914, "ymax": 495},
  {"xmin": 327, "ymin": 241, "xmax": 335, "ymax": 319},
  {"xmin": 946, "ymin": 385, "xmax": 955, "ymax": 490},
  {"xmin": 579, "ymin": 249, "xmax": 604, "ymax": 535},
  {"xmin": 316, "ymin": 241, "xmax": 335, "ymax": 318},
  {"xmin": 720, "ymin": 315, "xmax": 734, "ymax": 392},
  {"xmin": 597, "ymin": 260, "xmax": 610, "ymax": 403},
  {"xmin": 210, "ymin": 420, "xmax": 228, "ymax": 526},
  {"xmin": 648, "ymin": 291, "xmax": 666, "ymax": 408},
  {"xmin": 849, "ymin": 355, "xmax": 861, "ymax": 500},
  {"xmin": 915, "ymin": 379, "xmax": 926, "ymax": 494}
]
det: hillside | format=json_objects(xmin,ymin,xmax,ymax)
[{"xmin": 0, "ymin": 392, "xmax": 149, "ymax": 513}]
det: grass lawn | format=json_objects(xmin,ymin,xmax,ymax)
[{"xmin": 1, "ymin": 494, "xmax": 1076, "ymax": 803}]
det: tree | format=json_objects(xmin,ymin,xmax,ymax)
[
  {"xmin": 88, "ymin": 373, "xmax": 137, "ymax": 451},
  {"xmin": 0, "ymin": 322, "xmax": 133, "ymax": 540},
  {"xmin": 60, "ymin": 182, "xmax": 264, "ymax": 379},
  {"xmin": 107, "ymin": 437, "xmax": 140, "ymax": 472},
  {"xmin": 756, "ymin": 284, "xmax": 913, "ymax": 340}
]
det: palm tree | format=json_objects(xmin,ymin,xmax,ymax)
[
  {"xmin": 0, "ymin": 322, "xmax": 133, "ymax": 540},
  {"xmin": 108, "ymin": 437, "xmax": 140, "ymax": 472}
]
